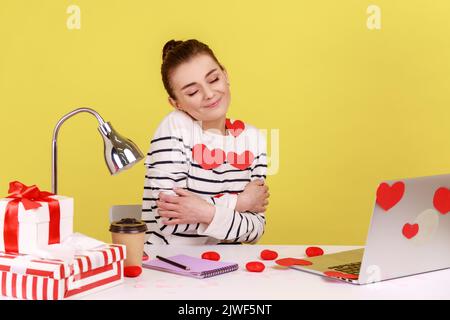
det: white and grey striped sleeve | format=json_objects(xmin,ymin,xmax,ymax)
[
  {"xmin": 141, "ymin": 116, "xmax": 200, "ymax": 237},
  {"xmin": 204, "ymin": 193, "xmax": 238, "ymax": 210}
]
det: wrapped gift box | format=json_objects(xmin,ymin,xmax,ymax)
[
  {"xmin": 0, "ymin": 195, "xmax": 74, "ymax": 254},
  {"xmin": 0, "ymin": 244, "xmax": 125, "ymax": 300}
]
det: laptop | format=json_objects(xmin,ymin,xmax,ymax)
[{"xmin": 290, "ymin": 173, "xmax": 450, "ymax": 284}]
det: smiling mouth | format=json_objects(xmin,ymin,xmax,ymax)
[{"xmin": 205, "ymin": 97, "xmax": 221, "ymax": 108}]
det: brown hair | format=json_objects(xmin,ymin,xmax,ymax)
[{"xmin": 161, "ymin": 39, "xmax": 224, "ymax": 100}]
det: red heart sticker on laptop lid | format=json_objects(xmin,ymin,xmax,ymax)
[
  {"xmin": 402, "ymin": 223, "xmax": 419, "ymax": 239},
  {"xmin": 433, "ymin": 187, "xmax": 450, "ymax": 215},
  {"xmin": 376, "ymin": 181, "xmax": 405, "ymax": 211}
]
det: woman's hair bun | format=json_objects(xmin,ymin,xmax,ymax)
[{"xmin": 162, "ymin": 40, "xmax": 183, "ymax": 61}]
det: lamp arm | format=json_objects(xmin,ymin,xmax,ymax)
[{"xmin": 51, "ymin": 108, "xmax": 107, "ymax": 194}]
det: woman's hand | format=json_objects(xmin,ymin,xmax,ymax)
[
  {"xmin": 235, "ymin": 179, "xmax": 269, "ymax": 212},
  {"xmin": 157, "ymin": 188, "xmax": 215, "ymax": 226}
]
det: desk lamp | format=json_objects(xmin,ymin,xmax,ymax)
[{"xmin": 51, "ymin": 107, "xmax": 144, "ymax": 194}]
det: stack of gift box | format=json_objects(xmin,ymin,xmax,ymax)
[{"xmin": 0, "ymin": 181, "xmax": 126, "ymax": 300}]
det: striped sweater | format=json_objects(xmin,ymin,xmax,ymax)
[{"xmin": 141, "ymin": 110, "xmax": 267, "ymax": 245}]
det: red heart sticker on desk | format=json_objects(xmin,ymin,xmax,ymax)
[
  {"xmin": 305, "ymin": 247, "xmax": 324, "ymax": 257},
  {"xmin": 433, "ymin": 187, "xmax": 450, "ymax": 215},
  {"xmin": 275, "ymin": 258, "xmax": 313, "ymax": 267},
  {"xmin": 260, "ymin": 249, "xmax": 278, "ymax": 260},
  {"xmin": 124, "ymin": 266, "xmax": 142, "ymax": 278},
  {"xmin": 246, "ymin": 261, "xmax": 265, "ymax": 272},
  {"xmin": 201, "ymin": 251, "xmax": 221, "ymax": 261},
  {"xmin": 376, "ymin": 181, "xmax": 405, "ymax": 211}
]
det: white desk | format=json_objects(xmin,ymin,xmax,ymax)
[{"xmin": 81, "ymin": 245, "xmax": 449, "ymax": 300}]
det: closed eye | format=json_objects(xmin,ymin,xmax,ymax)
[{"xmin": 187, "ymin": 78, "xmax": 220, "ymax": 97}]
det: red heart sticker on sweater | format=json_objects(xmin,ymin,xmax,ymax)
[
  {"xmin": 192, "ymin": 144, "xmax": 225, "ymax": 170},
  {"xmin": 324, "ymin": 271, "xmax": 358, "ymax": 279},
  {"xmin": 433, "ymin": 187, "xmax": 450, "ymax": 215},
  {"xmin": 376, "ymin": 181, "xmax": 405, "ymax": 211},
  {"xmin": 227, "ymin": 151, "xmax": 254, "ymax": 170},
  {"xmin": 402, "ymin": 223, "xmax": 419, "ymax": 239},
  {"xmin": 305, "ymin": 247, "xmax": 324, "ymax": 257},
  {"xmin": 225, "ymin": 118, "xmax": 245, "ymax": 137},
  {"xmin": 275, "ymin": 258, "xmax": 313, "ymax": 267},
  {"xmin": 246, "ymin": 261, "xmax": 265, "ymax": 272}
]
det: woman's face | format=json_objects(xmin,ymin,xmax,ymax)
[{"xmin": 168, "ymin": 54, "xmax": 230, "ymax": 122}]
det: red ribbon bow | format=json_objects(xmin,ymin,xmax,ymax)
[{"xmin": 3, "ymin": 181, "xmax": 61, "ymax": 253}]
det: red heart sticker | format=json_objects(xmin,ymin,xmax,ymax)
[
  {"xmin": 305, "ymin": 247, "xmax": 324, "ymax": 257},
  {"xmin": 275, "ymin": 258, "xmax": 313, "ymax": 267},
  {"xmin": 201, "ymin": 251, "xmax": 221, "ymax": 261},
  {"xmin": 260, "ymin": 249, "xmax": 278, "ymax": 260},
  {"xmin": 192, "ymin": 144, "xmax": 226, "ymax": 170},
  {"xmin": 124, "ymin": 266, "xmax": 142, "ymax": 278},
  {"xmin": 227, "ymin": 151, "xmax": 254, "ymax": 170},
  {"xmin": 402, "ymin": 223, "xmax": 419, "ymax": 239},
  {"xmin": 225, "ymin": 118, "xmax": 245, "ymax": 137},
  {"xmin": 376, "ymin": 181, "xmax": 405, "ymax": 211},
  {"xmin": 246, "ymin": 261, "xmax": 265, "ymax": 272},
  {"xmin": 324, "ymin": 271, "xmax": 358, "ymax": 279},
  {"xmin": 433, "ymin": 187, "xmax": 450, "ymax": 215}
]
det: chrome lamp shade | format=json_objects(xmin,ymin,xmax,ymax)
[{"xmin": 99, "ymin": 122, "xmax": 144, "ymax": 175}]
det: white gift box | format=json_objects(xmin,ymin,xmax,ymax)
[{"xmin": 0, "ymin": 195, "xmax": 73, "ymax": 254}]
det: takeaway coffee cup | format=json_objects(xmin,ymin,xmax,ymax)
[{"xmin": 109, "ymin": 218, "xmax": 147, "ymax": 267}]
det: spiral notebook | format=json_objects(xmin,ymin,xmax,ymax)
[{"xmin": 142, "ymin": 254, "xmax": 239, "ymax": 279}]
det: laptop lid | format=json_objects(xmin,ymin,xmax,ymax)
[{"xmin": 359, "ymin": 173, "xmax": 450, "ymax": 284}]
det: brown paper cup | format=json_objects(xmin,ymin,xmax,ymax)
[{"xmin": 109, "ymin": 218, "xmax": 147, "ymax": 267}]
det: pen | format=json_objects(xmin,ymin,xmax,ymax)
[{"xmin": 156, "ymin": 255, "xmax": 190, "ymax": 271}]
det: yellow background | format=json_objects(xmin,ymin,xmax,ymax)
[{"xmin": 1, "ymin": 1, "xmax": 450, "ymax": 245}]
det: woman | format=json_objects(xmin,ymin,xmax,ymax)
[{"xmin": 142, "ymin": 39, "xmax": 269, "ymax": 245}]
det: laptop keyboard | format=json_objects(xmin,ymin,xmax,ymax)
[{"xmin": 328, "ymin": 262, "xmax": 361, "ymax": 275}]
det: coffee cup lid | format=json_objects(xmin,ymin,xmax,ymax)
[{"xmin": 109, "ymin": 218, "xmax": 148, "ymax": 234}]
